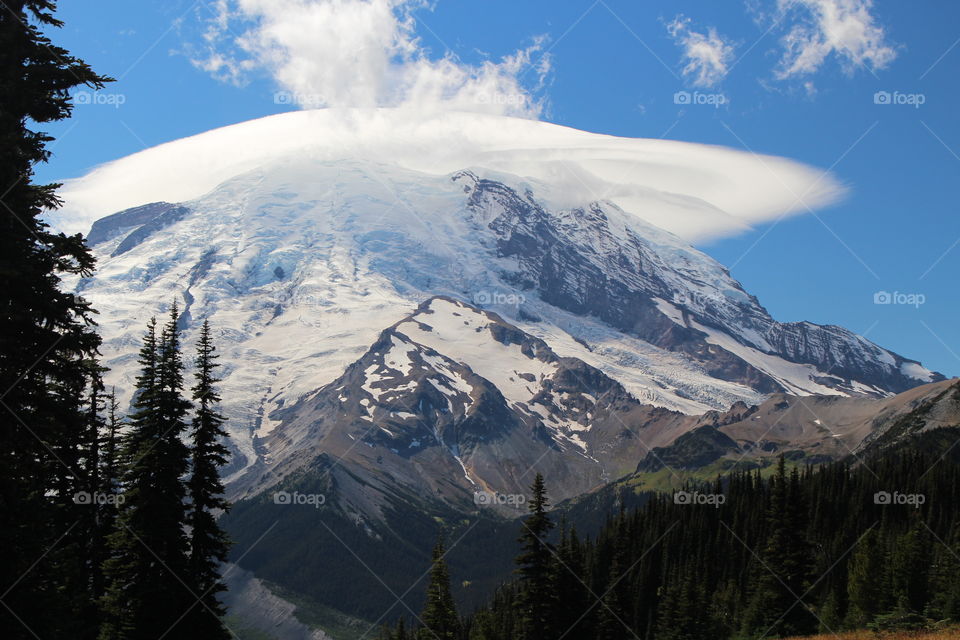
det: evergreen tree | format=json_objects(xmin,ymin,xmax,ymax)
[
  {"xmin": 185, "ymin": 320, "xmax": 232, "ymax": 638},
  {"xmin": 467, "ymin": 437, "xmax": 960, "ymax": 640},
  {"xmin": 90, "ymin": 386, "xmax": 124, "ymax": 631},
  {"xmin": 100, "ymin": 388, "xmax": 124, "ymax": 500},
  {"xmin": 0, "ymin": 1, "xmax": 110, "ymax": 637},
  {"xmin": 100, "ymin": 308, "xmax": 193, "ymax": 639},
  {"xmin": 740, "ymin": 458, "xmax": 815, "ymax": 637},
  {"xmin": 927, "ymin": 524, "xmax": 960, "ymax": 622},
  {"xmin": 889, "ymin": 523, "xmax": 930, "ymax": 615},
  {"xmin": 552, "ymin": 522, "xmax": 590, "ymax": 639},
  {"xmin": 80, "ymin": 367, "xmax": 109, "ymax": 639},
  {"xmin": 845, "ymin": 528, "xmax": 885, "ymax": 628},
  {"xmin": 656, "ymin": 565, "xmax": 712, "ymax": 640},
  {"xmin": 418, "ymin": 535, "xmax": 460, "ymax": 640},
  {"xmin": 515, "ymin": 473, "xmax": 557, "ymax": 640},
  {"xmin": 596, "ymin": 512, "xmax": 632, "ymax": 640},
  {"xmin": 818, "ymin": 584, "xmax": 845, "ymax": 633},
  {"xmin": 395, "ymin": 616, "xmax": 409, "ymax": 640}
]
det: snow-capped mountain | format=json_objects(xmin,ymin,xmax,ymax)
[
  {"xmin": 75, "ymin": 151, "xmax": 939, "ymax": 484},
  {"xmin": 232, "ymin": 296, "xmax": 701, "ymax": 511}
]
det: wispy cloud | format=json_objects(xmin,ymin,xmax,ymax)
[
  {"xmin": 189, "ymin": 0, "xmax": 551, "ymax": 117},
  {"xmin": 772, "ymin": 0, "xmax": 897, "ymax": 78},
  {"xmin": 666, "ymin": 15, "xmax": 735, "ymax": 87}
]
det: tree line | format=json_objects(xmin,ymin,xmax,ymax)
[
  {"xmin": 1, "ymin": 2, "xmax": 232, "ymax": 638},
  {"xmin": 388, "ymin": 440, "xmax": 960, "ymax": 640}
]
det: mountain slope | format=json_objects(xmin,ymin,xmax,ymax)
[
  {"xmin": 220, "ymin": 309, "xmax": 957, "ymax": 636},
  {"xmin": 232, "ymin": 296, "xmax": 697, "ymax": 512},
  {"xmin": 232, "ymin": 295, "xmax": 954, "ymax": 522},
  {"xmin": 635, "ymin": 377, "xmax": 960, "ymax": 475},
  {"xmin": 73, "ymin": 159, "xmax": 939, "ymax": 484}
]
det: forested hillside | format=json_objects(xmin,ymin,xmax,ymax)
[{"xmin": 383, "ymin": 429, "xmax": 960, "ymax": 640}]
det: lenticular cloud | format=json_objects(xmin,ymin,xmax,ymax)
[{"xmin": 50, "ymin": 108, "xmax": 845, "ymax": 244}]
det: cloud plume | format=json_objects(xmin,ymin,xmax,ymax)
[{"xmin": 191, "ymin": 0, "xmax": 550, "ymax": 117}]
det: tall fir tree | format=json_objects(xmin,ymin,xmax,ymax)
[
  {"xmin": 100, "ymin": 307, "xmax": 194, "ymax": 640},
  {"xmin": 596, "ymin": 510, "xmax": 633, "ymax": 640},
  {"xmin": 91, "ymin": 386, "xmax": 124, "ymax": 614},
  {"xmin": 927, "ymin": 524, "xmax": 960, "ymax": 621},
  {"xmin": 418, "ymin": 535, "xmax": 460, "ymax": 640},
  {"xmin": 78, "ymin": 366, "xmax": 109, "ymax": 640},
  {"xmin": 552, "ymin": 521, "xmax": 590, "ymax": 639},
  {"xmin": 741, "ymin": 458, "xmax": 816, "ymax": 638},
  {"xmin": 100, "ymin": 388, "xmax": 124, "ymax": 501},
  {"xmin": 515, "ymin": 473, "xmax": 557, "ymax": 640},
  {"xmin": 889, "ymin": 523, "xmax": 931, "ymax": 615},
  {"xmin": 845, "ymin": 528, "xmax": 885, "ymax": 628},
  {"xmin": 0, "ymin": 1, "xmax": 110, "ymax": 637},
  {"xmin": 185, "ymin": 320, "xmax": 232, "ymax": 638}
]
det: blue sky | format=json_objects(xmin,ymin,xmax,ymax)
[{"xmin": 36, "ymin": 0, "xmax": 960, "ymax": 377}]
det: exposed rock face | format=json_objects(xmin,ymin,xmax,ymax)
[
  {"xmin": 457, "ymin": 172, "xmax": 940, "ymax": 395},
  {"xmin": 87, "ymin": 201, "xmax": 191, "ymax": 256},
  {"xmin": 636, "ymin": 378, "xmax": 960, "ymax": 472}
]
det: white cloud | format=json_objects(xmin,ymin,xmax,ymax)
[
  {"xmin": 189, "ymin": 0, "xmax": 550, "ymax": 117},
  {"xmin": 667, "ymin": 15, "xmax": 735, "ymax": 88},
  {"xmin": 49, "ymin": 109, "xmax": 845, "ymax": 244},
  {"xmin": 773, "ymin": 0, "xmax": 897, "ymax": 78}
]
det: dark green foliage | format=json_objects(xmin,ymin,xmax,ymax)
[
  {"xmin": 87, "ymin": 387, "xmax": 125, "ymax": 626},
  {"xmin": 927, "ymin": 524, "xmax": 960, "ymax": 621},
  {"xmin": 551, "ymin": 521, "xmax": 590, "ymax": 638},
  {"xmin": 515, "ymin": 473, "xmax": 558, "ymax": 640},
  {"xmin": 419, "ymin": 536, "xmax": 461, "ymax": 640},
  {"xmin": 0, "ymin": 1, "xmax": 111, "ymax": 637},
  {"xmin": 739, "ymin": 458, "xmax": 816, "ymax": 638},
  {"xmin": 99, "ymin": 308, "xmax": 194, "ymax": 640},
  {"xmin": 844, "ymin": 527, "xmax": 884, "ymax": 627},
  {"xmin": 185, "ymin": 320, "xmax": 232, "ymax": 639},
  {"xmin": 463, "ymin": 432, "xmax": 960, "ymax": 640}
]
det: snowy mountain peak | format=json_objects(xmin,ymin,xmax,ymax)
[{"xmin": 73, "ymin": 157, "xmax": 940, "ymax": 484}]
